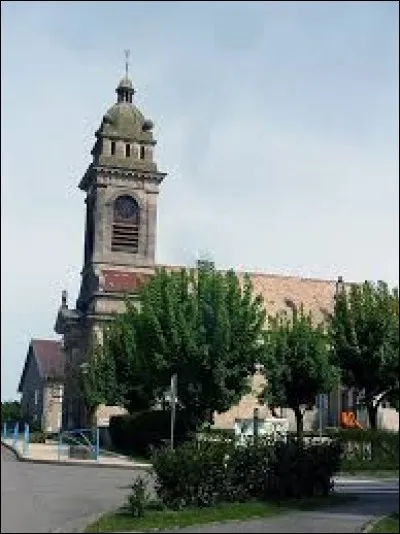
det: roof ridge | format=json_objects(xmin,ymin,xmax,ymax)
[{"xmin": 159, "ymin": 264, "xmax": 340, "ymax": 285}]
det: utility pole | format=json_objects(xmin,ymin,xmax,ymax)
[{"xmin": 170, "ymin": 374, "xmax": 177, "ymax": 450}]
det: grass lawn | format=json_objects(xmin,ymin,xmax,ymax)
[
  {"xmin": 370, "ymin": 512, "xmax": 399, "ymax": 533},
  {"xmin": 84, "ymin": 494, "xmax": 355, "ymax": 533}
]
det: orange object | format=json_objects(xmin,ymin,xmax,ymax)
[{"xmin": 340, "ymin": 411, "xmax": 363, "ymax": 429}]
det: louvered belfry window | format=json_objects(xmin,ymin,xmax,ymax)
[{"xmin": 112, "ymin": 195, "xmax": 140, "ymax": 253}]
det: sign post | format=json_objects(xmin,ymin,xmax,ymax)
[{"xmin": 170, "ymin": 374, "xmax": 177, "ymax": 450}]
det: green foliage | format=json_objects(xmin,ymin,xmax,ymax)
[
  {"xmin": 105, "ymin": 266, "xmax": 266, "ymax": 429},
  {"xmin": 259, "ymin": 306, "xmax": 339, "ymax": 440},
  {"xmin": 1, "ymin": 401, "xmax": 22, "ymax": 423},
  {"xmin": 29, "ymin": 431, "xmax": 46, "ymax": 443},
  {"xmin": 152, "ymin": 439, "xmax": 233, "ymax": 509},
  {"xmin": 125, "ymin": 477, "xmax": 150, "ymax": 518},
  {"xmin": 109, "ymin": 411, "xmax": 193, "ymax": 458},
  {"xmin": 333, "ymin": 429, "xmax": 399, "ymax": 471},
  {"xmin": 151, "ymin": 438, "xmax": 342, "ymax": 509},
  {"xmin": 330, "ymin": 281, "xmax": 399, "ymax": 429},
  {"xmin": 79, "ymin": 333, "xmax": 125, "ymax": 421}
]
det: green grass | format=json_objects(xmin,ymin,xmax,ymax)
[
  {"xmin": 370, "ymin": 513, "xmax": 399, "ymax": 533},
  {"xmin": 84, "ymin": 494, "xmax": 355, "ymax": 533}
]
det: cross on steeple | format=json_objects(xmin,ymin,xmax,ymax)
[{"xmin": 124, "ymin": 49, "xmax": 130, "ymax": 79}]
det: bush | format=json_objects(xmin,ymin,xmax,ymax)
[
  {"xmin": 125, "ymin": 476, "xmax": 150, "ymax": 517},
  {"xmin": 109, "ymin": 410, "xmax": 194, "ymax": 458},
  {"xmin": 152, "ymin": 439, "xmax": 233, "ymax": 509},
  {"xmin": 334, "ymin": 429, "xmax": 399, "ymax": 471},
  {"xmin": 151, "ymin": 437, "xmax": 343, "ymax": 509},
  {"xmin": 295, "ymin": 429, "xmax": 399, "ymax": 471},
  {"xmin": 29, "ymin": 431, "xmax": 46, "ymax": 443}
]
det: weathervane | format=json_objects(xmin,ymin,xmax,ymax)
[{"xmin": 124, "ymin": 49, "xmax": 130, "ymax": 78}]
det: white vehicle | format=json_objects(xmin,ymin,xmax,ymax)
[{"xmin": 234, "ymin": 417, "xmax": 289, "ymax": 446}]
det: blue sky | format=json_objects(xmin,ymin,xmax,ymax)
[{"xmin": 1, "ymin": 1, "xmax": 398, "ymax": 401}]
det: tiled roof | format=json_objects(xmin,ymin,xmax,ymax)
[
  {"xmin": 31, "ymin": 339, "xmax": 64, "ymax": 380},
  {"xmin": 99, "ymin": 266, "xmax": 337, "ymax": 321},
  {"xmin": 18, "ymin": 339, "xmax": 64, "ymax": 393}
]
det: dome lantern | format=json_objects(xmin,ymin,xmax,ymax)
[{"xmin": 116, "ymin": 50, "xmax": 135, "ymax": 104}]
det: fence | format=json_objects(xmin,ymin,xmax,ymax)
[
  {"xmin": 56, "ymin": 427, "xmax": 100, "ymax": 461},
  {"xmin": 2, "ymin": 421, "xmax": 30, "ymax": 455}
]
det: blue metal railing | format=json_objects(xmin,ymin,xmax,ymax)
[
  {"xmin": 2, "ymin": 421, "xmax": 101, "ymax": 462},
  {"xmin": 2, "ymin": 421, "xmax": 30, "ymax": 454},
  {"xmin": 57, "ymin": 427, "xmax": 99, "ymax": 461}
]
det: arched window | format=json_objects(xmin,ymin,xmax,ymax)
[{"xmin": 111, "ymin": 195, "xmax": 140, "ymax": 253}]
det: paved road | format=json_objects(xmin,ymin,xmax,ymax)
[
  {"xmin": 165, "ymin": 480, "xmax": 399, "ymax": 533},
  {"xmin": 1, "ymin": 445, "xmax": 150, "ymax": 533},
  {"xmin": 1, "ymin": 444, "xmax": 398, "ymax": 533}
]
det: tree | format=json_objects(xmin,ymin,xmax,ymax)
[
  {"xmin": 259, "ymin": 306, "xmax": 339, "ymax": 441},
  {"xmin": 79, "ymin": 333, "xmax": 121, "ymax": 426},
  {"xmin": 1, "ymin": 400, "xmax": 22, "ymax": 423},
  {"xmin": 105, "ymin": 265, "xmax": 267, "ymax": 429},
  {"xmin": 102, "ymin": 312, "xmax": 155, "ymax": 413},
  {"xmin": 329, "ymin": 280, "xmax": 399, "ymax": 429}
]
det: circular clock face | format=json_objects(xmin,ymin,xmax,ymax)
[{"xmin": 115, "ymin": 195, "xmax": 138, "ymax": 219}]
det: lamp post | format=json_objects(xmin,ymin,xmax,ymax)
[{"xmin": 334, "ymin": 276, "xmax": 345, "ymax": 428}]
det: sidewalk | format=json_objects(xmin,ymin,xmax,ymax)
[{"xmin": 1, "ymin": 437, "xmax": 152, "ymax": 470}]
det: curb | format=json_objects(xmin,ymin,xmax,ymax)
[
  {"xmin": 361, "ymin": 515, "xmax": 386, "ymax": 533},
  {"xmin": 1, "ymin": 439, "xmax": 153, "ymax": 471},
  {"xmin": 360, "ymin": 512, "xmax": 399, "ymax": 533}
]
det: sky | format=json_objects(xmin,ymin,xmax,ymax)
[{"xmin": 1, "ymin": 1, "xmax": 399, "ymax": 401}]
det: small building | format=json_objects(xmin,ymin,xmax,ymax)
[{"xmin": 18, "ymin": 339, "xmax": 64, "ymax": 433}]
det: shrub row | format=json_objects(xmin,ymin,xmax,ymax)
[
  {"xmin": 303, "ymin": 429, "xmax": 399, "ymax": 471},
  {"xmin": 151, "ymin": 437, "xmax": 342, "ymax": 509},
  {"xmin": 109, "ymin": 411, "xmax": 194, "ymax": 458},
  {"xmin": 336, "ymin": 429, "xmax": 399, "ymax": 471}
]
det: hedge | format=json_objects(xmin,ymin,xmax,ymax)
[
  {"xmin": 151, "ymin": 437, "xmax": 342, "ymax": 509},
  {"xmin": 296, "ymin": 429, "xmax": 399, "ymax": 471},
  {"xmin": 109, "ymin": 410, "xmax": 194, "ymax": 458},
  {"xmin": 335, "ymin": 429, "xmax": 399, "ymax": 471}
]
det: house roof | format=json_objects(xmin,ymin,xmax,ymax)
[
  {"xmin": 18, "ymin": 339, "xmax": 64, "ymax": 393},
  {"xmin": 99, "ymin": 266, "xmax": 338, "ymax": 323}
]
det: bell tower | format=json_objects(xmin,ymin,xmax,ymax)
[
  {"xmin": 76, "ymin": 58, "xmax": 167, "ymax": 312},
  {"xmin": 55, "ymin": 56, "xmax": 168, "ymax": 429}
]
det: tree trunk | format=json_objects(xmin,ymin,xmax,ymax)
[
  {"xmin": 367, "ymin": 403, "xmax": 378, "ymax": 430},
  {"xmin": 293, "ymin": 406, "xmax": 304, "ymax": 442}
]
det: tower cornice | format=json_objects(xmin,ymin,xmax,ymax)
[{"xmin": 79, "ymin": 164, "xmax": 167, "ymax": 191}]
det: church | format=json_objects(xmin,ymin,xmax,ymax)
[{"xmin": 18, "ymin": 67, "xmax": 399, "ymax": 434}]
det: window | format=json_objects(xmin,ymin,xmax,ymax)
[
  {"xmin": 139, "ymin": 145, "xmax": 145, "ymax": 160},
  {"xmin": 125, "ymin": 144, "xmax": 131, "ymax": 157},
  {"xmin": 111, "ymin": 195, "xmax": 140, "ymax": 253},
  {"xmin": 111, "ymin": 141, "xmax": 116, "ymax": 155},
  {"xmin": 34, "ymin": 389, "xmax": 39, "ymax": 406}
]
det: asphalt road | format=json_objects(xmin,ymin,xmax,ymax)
[
  {"xmin": 1, "ymin": 444, "xmax": 150, "ymax": 533},
  {"xmin": 1, "ymin": 443, "xmax": 398, "ymax": 533},
  {"xmin": 166, "ymin": 479, "xmax": 399, "ymax": 533}
]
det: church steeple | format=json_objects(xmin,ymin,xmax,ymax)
[
  {"xmin": 116, "ymin": 50, "xmax": 134, "ymax": 104},
  {"xmin": 75, "ymin": 56, "xmax": 167, "ymax": 313}
]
